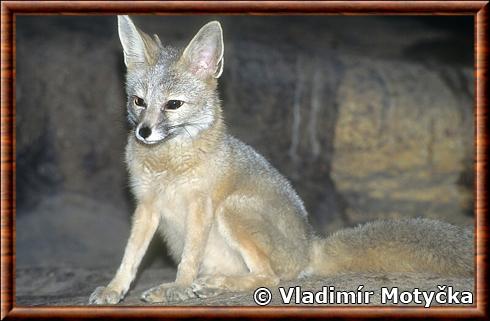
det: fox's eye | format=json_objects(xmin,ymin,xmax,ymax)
[
  {"xmin": 165, "ymin": 100, "xmax": 184, "ymax": 110},
  {"xmin": 133, "ymin": 96, "xmax": 146, "ymax": 108}
]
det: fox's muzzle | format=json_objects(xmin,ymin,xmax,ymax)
[{"xmin": 135, "ymin": 124, "xmax": 169, "ymax": 145}]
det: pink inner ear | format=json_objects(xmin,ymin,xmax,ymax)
[
  {"xmin": 194, "ymin": 48, "xmax": 215, "ymax": 73},
  {"xmin": 197, "ymin": 59, "xmax": 211, "ymax": 70}
]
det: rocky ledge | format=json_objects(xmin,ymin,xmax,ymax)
[{"xmin": 16, "ymin": 267, "xmax": 474, "ymax": 307}]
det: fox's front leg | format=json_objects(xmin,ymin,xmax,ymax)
[
  {"xmin": 89, "ymin": 202, "xmax": 160, "ymax": 304},
  {"xmin": 141, "ymin": 196, "xmax": 212, "ymax": 303}
]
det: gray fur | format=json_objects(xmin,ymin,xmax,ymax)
[{"xmin": 309, "ymin": 218, "xmax": 474, "ymax": 277}]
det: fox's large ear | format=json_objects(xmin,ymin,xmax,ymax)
[
  {"xmin": 117, "ymin": 15, "xmax": 161, "ymax": 67},
  {"xmin": 180, "ymin": 21, "xmax": 224, "ymax": 78}
]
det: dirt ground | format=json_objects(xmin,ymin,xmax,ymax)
[{"xmin": 16, "ymin": 267, "xmax": 474, "ymax": 307}]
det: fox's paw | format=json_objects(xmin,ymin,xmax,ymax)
[
  {"xmin": 141, "ymin": 283, "xmax": 196, "ymax": 303},
  {"xmin": 191, "ymin": 276, "xmax": 225, "ymax": 298},
  {"xmin": 88, "ymin": 286, "xmax": 123, "ymax": 305}
]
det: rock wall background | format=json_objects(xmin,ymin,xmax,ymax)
[{"xmin": 16, "ymin": 16, "xmax": 474, "ymax": 270}]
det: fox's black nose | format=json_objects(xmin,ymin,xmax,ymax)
[{"xmin": 138, "ymin": 126, "xmax": 152, "ymax": 139}]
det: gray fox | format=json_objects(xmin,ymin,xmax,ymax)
[{"xmin": 89, "ymin": 16, "xmax": 474, "ymax": 304}]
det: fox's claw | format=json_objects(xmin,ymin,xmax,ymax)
[
  {"xmin": 191, "ymin": 277, "xmax": 225, "ymax": 298},
  {"xmin": 141, "ymin": 283, "xmax": 196, "ymax": 303},
  {"xmin": 89, "ymin": 286, "xmax": 123, "ymax": 305}
]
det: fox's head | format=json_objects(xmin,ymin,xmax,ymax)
[{"xmin": 117, "ymin": 16, "xmax": 224, "ymax": 145}]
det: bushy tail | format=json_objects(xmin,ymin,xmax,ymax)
[{"xmin": 306, "ymin": 218, "xmax": 474, "ymax": 277}]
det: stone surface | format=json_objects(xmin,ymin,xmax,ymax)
[
  {"xmin": 332, "ymin": 58, "xmax": 473, "ymax": 225},
  {"xmin": 16, "ymin": 267, "xmax": 474, "ymax": 307},
  {"xmin": 16, "ymin": 194, "xmax": 129, "ymax": 268}
]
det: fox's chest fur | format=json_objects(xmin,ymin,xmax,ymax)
[
  {"xmin": 134, "ymin": 167, "xmax": 193, "ymax": 258},
  {"xmin": 126, "ymin": 138, "xmax": 206, "ymax": 258},
  {"xmin": 125, "ymin": 134, "xmax": 248, "ymax": 274}
]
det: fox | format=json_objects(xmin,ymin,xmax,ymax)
[{"xmin": 89, "ymin": 16, "xmax": 474, "ymax": 305}]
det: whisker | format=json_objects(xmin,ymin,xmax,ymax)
[
  {"xmin": 183, "ymin": 127, "xmax": 192, "ymax": 139},
  {"xmin": 168, "ymin": 121, "xmax": 210, "ymax": 130}
]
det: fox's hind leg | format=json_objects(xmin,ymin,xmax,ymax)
[{"xmin": 192, "ymin": 199, "xmax": 280, "ymax": 298}]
